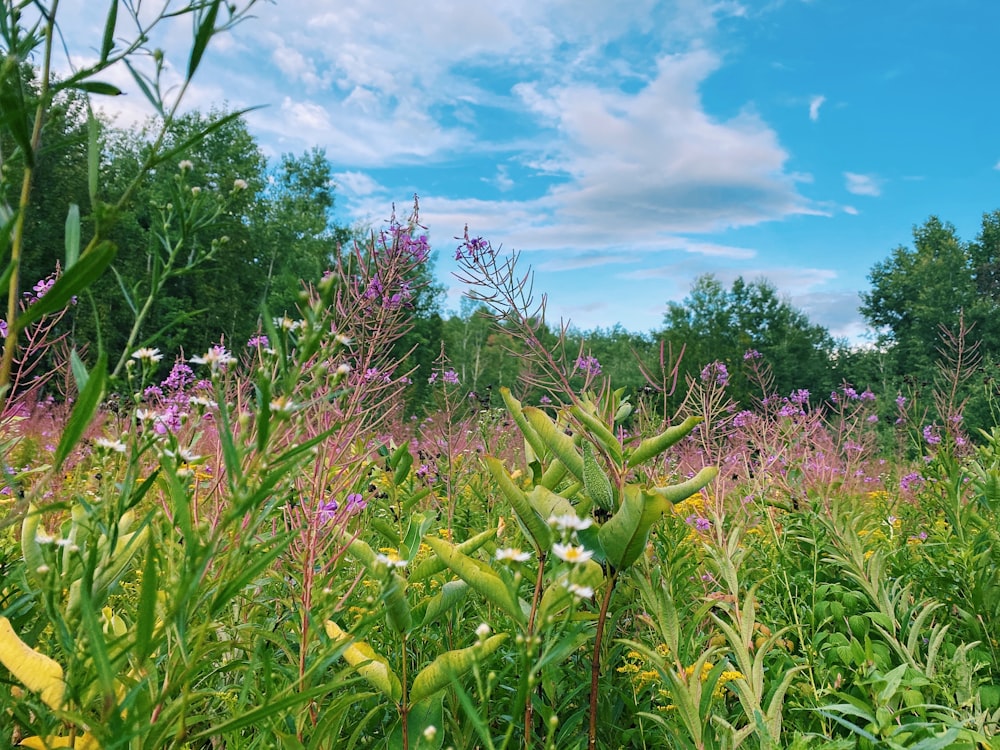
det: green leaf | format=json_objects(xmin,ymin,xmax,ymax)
[
  {"xmin": 523, "ymin": 407, "xmax": 584, "ymax": 482},
  {"xmin": 410, "ymin": 528, "xmax": 494, "ymax": 582},
  {"xmin": 324, "ymin": 620, "xmax": 401, "ymax": 701},
  {"xmin": 422, "ymin": 580, "xmax": 469, "ymax": 626},
  {"xmin": 648, "ymin": 466, "xmax": 719, "ymax": 504},
  {"xmin": 598, "ymin": 485, "xmax": 670, "ymax": 571},
  {"xmin": 399, "ymin": 694, "xmax": 445, "ymax": 750},
  {"xmin": 571, "ymin": 403, "xmax": 623, "ymax": 465},
  {"xmin": 424, "ymin": 536, "xmax": 524, "ymax": 623},
  {"xmin": 409, "ymin": 634, "xmax": 508, "ymax": 704},
  {"xmin": 64, "ymin": 204, "xmax": 80, "ymax": 269},
  {"xmin": 69, "ymin": 349, "xmax": 89, "ymax": 391},
  {"xmin": 134, "ymin": 541, "xmax": 159, "ymax": 662},
  {"xmin": 485, "ymin": 456, "xmax": 550, "ymax": 550},
  {"xmin": 71, "ymin": 80, "xmax": 122, "ymax": 96},
  {"xmin": 627, "ymin": 416, "xmax": 704, "ymax": 468},
  {"xmin": 15, "ymin": 241, "xmax": 117, "ymax": 332},
  {"xmin": 500, "ymin": 386, "xmax": 547, "ymax": 465},
  {"xmin": 188, "ymin": 0, "xmax": 222, "ymax": 79},
  {"xmin": 383, "ymin": 572, "xmax": 412, "ymax": 634},
  {"xmin": 54, "ymin": 352, "xmax": 107, "ymax": 471},
  {"xmin": 123, "ymin": 59, "xmax": 163, "ymax": 116},
  {"xmin": 100, "ymin": 1, "xmax": 118, "ymax": 61}
]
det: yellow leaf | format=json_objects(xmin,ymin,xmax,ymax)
[
  {"xmin": 20, "ymin": 733, "xmax": 101, "ymax": 749},
  {"xmin": 0, "ymin": 616, "xmax": 64, "ymax": 710},
  {"xmin": 324, "ymin": 620, "xmax": 401, "ymax": 701}
]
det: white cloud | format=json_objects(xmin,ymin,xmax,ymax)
[
  {"xmin": 994, "ymin": 159, "xmax": 1000, "ymax": 171},
  {"xmin": 843, "ymin": 205, "xmax": 859, "ymax": 215},
  {"xmin": 333, "ymin": 171, "xmax": 383, "ymax": 197},
  {"xmin": 844, "ymin": 172, "xmax": 883, "ymax": 197},
  {"xmin": 808, "ymin": 94, "xmax": 825, "ymax": 121}
]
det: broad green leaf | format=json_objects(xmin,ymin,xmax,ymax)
[
  {"xmin": 15, "ymin": 241, "xmax": 116, "ymax": 332},
  {"xmin": 324, "ymin": 620, "xmax": 401, "ymax": 701},
  {"xmin": 422, "ymin": 580, "xmax": 470, "ymax": 626},
  {"xmin": 54, "ymin": 352, "xmax": 107, "ymax": 471},
  {"xmin": 523, "ymin": 407, "xmax": 584, "ymax": 482},
  {"xmin": 627, "ymin": 416, "xmax": 704, "ymax": 468},
  {"xmin": 500, "ymin": 387, "xmax": 547, "ymax": 465},
  {"xmin": 409, "ymin": 634, "xmax": 508, "ymax": 704},
  {"xmin": 598, "ymin": 486, "xmax": 670, "ymax": 571},
  {"xmin": 383, "ymin": 572, "xmax": 412, "ymax": 634},
  {"xmin": 410, "ymin": 528, "xmax": 494, "ymax": 582},
  {"xmin": 571, "ymin": 403, "xmax": 623, "ymax": 465},
  {"xmin": 648, "ymin": 466, "xmax": 719, "ymax": 504},
  {"xmin": 424, "ymin": 536, "xmax": 523, "ymax": 623},
  {"xmin": 485, "ymin": 456, "xmax": 550, "ymax": 550},
  {"xmin": 69, "ymin": 348, "xmax": 89, "ymax": 391}
]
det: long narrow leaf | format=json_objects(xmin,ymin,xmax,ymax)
[
  {"xmin": 54, "ymin": 352, "xmax": 107, "ymax": 470},
  {"xmin": 15, "ymin": 241, "xmax": 116, "ymax": 331}
]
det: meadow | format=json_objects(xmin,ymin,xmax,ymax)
[
  {"xmin": 3, "ymin": 216, "xmax": 1000, "ymax": 749},
  {"xmin": 3, "ymin": 3, "xmax": 1000, "ymax": 748}
]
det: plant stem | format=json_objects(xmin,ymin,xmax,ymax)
[
  {"xmin": 588, "ymin": 568, "xmax": 618, "ymax": 750},
  {"xmin": 523, "ymin": 550, "xmax": 546, "ymax": 748},
  {"xmin": 0, "ymin": 0, "xmax": 58, "ymax": 401}
]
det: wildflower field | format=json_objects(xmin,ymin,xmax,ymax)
[{"xmin": 4, "ymin": 3, "xmax": 1000, "ymax": 749}]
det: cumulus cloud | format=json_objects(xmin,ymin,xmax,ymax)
[
  {"xmin": 808, "ymin": 94, "xmax": 825, "ymax": 121},
  {"xmin": 844, "ymin": 172, "xmax": 883, "ymax": 197}
]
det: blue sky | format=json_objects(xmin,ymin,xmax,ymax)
[{"xmin": 64, "ymin": 0, "xmax": 1000, "ymax": 342}]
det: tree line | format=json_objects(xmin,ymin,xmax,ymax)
[{"xmin": 4, "ymin": 83, "xmax": 999, "ymax": 432}]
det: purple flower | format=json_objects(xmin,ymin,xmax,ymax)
[
  {"xmin": 162, "ymin": 362, "xmax": 195, "ymax": 392},
  {"xmin": 0, "ymin": 319, "xmax": 6, "ymax": 338},
  {"xmin": 442, "ymin": 369, "xmax": 459, "ymax": 385},
  {"xmin": 318, "ymin": 499, "xmax": 339, "ymax": 524},
  {"xmin": 540, "ymin": 395, "xmax": 552, "ymax": 405},
  {"xmin": 700, "ymin": 361, "xmax": 728, "ymax": 387},
  {"xmin": 743, "ymin": 349, "xmax": 761, "ymax": 361},
  {"xmin": 896, "ymin": 394, "xmax": 907, "ymax": 409},
  {"xmin": 576, "ymin": 355, "xmax": 602, "ymax": 376},
  {"xmin": 789, "ymin": 389, "xmax": 810, "ymax": 405},
  {"xmin": 900, "ymin": 472, "xmax": 923, "ymax": 492},
  {"xmin": 843, "ymin": 386, "xmax": 859, "ymax": 400},
  {"xmin": 346, "ymin": 493, "xmax": 367, "ymax": 514},
  {"xmin": 247, "ymin": 334, "xmax": 269, "ymax": 348},
  {"xmin": 732, "ymin": 410, "xmax": 753, "ymax": 428},
  {"xmin": 922, "ymin": 424, "xmax": 941, "ymax": 445},
  {"xmin": 867, "ymin": 414, "xmax": 879, "ymax": 423},
  {"xmin": 859, "ymin": 389, "xmax": 876, "ymax": 401}
]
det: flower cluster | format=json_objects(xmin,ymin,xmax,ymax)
[
  {"xmin": 700, "ymin": 361, "xmax": 729, "ymax": 387},
  {"xmin": 576, "ymin": 355, "xmax": 602, "ymax": 377}
]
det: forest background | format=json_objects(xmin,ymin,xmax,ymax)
[{"xmin": 7, "ymin": 69, "xmax": 1000, "ymax": 435}]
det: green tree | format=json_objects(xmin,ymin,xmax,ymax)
[
  {"xmin": 861, "ymin": 216, "xmax": 979, "ymax": 379},
  {"xmin": 661, "ymin": 274, "xmax": 837, "ymax": 403}
]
